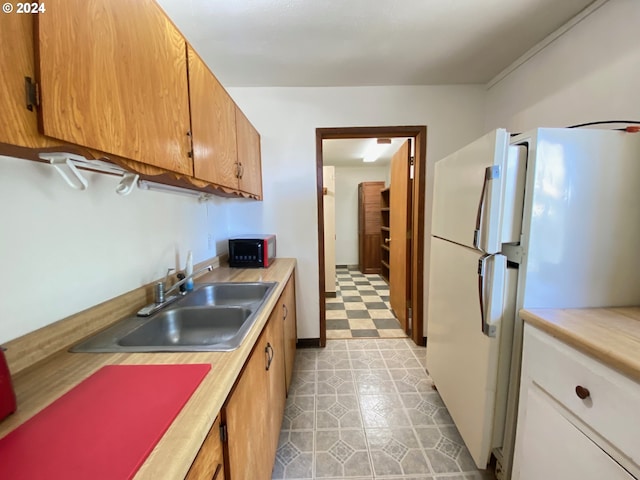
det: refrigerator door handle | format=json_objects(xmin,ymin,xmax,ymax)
[
  {"xmin": 473, "ymin": 165, "xmax": 501, "ymax": 252},
  {"xmin": 477, "ymin": 254, "xmax": 497, "ymax": 338}
]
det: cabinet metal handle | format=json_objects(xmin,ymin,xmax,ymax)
[
  {"xmin": 212, "ymin": 464, "xmax": 222, "ymax": 480},
  {"xmin": 575, "ymin": 385, "xmax": 590, "ymax": 400},
  {"xmin": 238, "ymin": 162, "xmax": 244, "ymax": 179},
  {"xmin": 235, "ymin": 162, "xmax": 241, "ymax": 178},
  {"xmin": 283, "ymin": 303, "xmax": 288, "ymax": 321},
  {"xmin": 265, "ymin": 342, "xmax": 274, "ymax": 371}
]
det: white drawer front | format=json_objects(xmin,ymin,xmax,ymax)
[{"xmin": 524, "ymin": 324, "xmax": 640, "ymax": 470}]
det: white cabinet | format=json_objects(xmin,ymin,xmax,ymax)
[{"xmin": 513, "ymin": 324, "xmax": 640, "ymax": 480}]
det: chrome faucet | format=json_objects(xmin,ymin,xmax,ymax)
[
  {"xmin": 138, "ymin": 264, "xmax": 214, "ymax": 317},
  {"xmin": 162, "ymin": 264, "xmax": 213, "ymax": 299}
]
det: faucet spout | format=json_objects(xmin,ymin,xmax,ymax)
[
  {"xmin": 164, "ymin": 264, "xmax": 213, "ymax": 297},
  {"xmin": 138, "ymin": 264, "xmax": 214, "ymax": 317}
]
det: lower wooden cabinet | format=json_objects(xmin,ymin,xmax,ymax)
[
  {"xmin": 222, "ymin": 277, "xmax": 291, "ymax": 480},
  {"xmin": 190, "ymin": 271, "xmax": 297, "ymax": 480},
  {"xmin": 185, "ymin": 415, "xmax": 225, "ymax": 480}
]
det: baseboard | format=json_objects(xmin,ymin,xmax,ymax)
[{"xmin": 296, "ymin": 338, "xmax": 321, "ymax": 348}]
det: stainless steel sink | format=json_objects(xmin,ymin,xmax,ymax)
[
  {"xmin": 118, "ymin": 306, "xmax": 252, "ymax": 347},
  {"xmin": 71, "ymin": 282, "xmax": 277, "ymax": 353}
]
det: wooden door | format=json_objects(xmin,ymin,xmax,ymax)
[
  {"xmin": 236, "ymin": 106, "xmax": 263, "ymax": 198},
  {"xmin": 35, "ymin": 0, "xmax": 192, "ymax": 174},
  {"xmin": 282, "ymin": 275, "xmax": 297, "ymax": 392},
  {"xmin": 389, "ymin": 140, "xmax": 412, "ymax": 331},
  {"xmin": 188, "ymin": 47, "xmax": 239, "ymax": 188},
  {"xmin": 323, "ymin": 167, "xmax": 336, "ymax": 295},
  {"xmin": 225, "ymin": 327, "xmax": 272, "ymax": 480}
]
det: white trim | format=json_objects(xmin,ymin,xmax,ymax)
[{"xmin": 486, "ymin": 0, "xmax": 610, "ymax": 90}]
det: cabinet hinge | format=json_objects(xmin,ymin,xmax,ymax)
[
  {"xmin": 409, "ymin": 156, "xmax": 415, "ymax": 179},
  {"xmin": 186, "ymin": 131, "xmax": 193, "ymax": 158},
  {"xmin": 219, "ymin": 422, "xmax": 228, "ymax": 443},
  {"xmin": 25, "ymin": 77, "xmax": 40, "ymax": 111}
]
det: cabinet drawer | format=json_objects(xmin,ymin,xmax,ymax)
[{"xmin": 523, "ymin": 324, "xmax": 640, "ymax": 469}]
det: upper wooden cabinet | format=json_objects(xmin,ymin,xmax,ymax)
[
  {"xmin": 235, "ymin": 107, "xmax": 263, "ymax": 198},
  {"xmin": 2, "ymin": 1, "xmax": 263, "ymax": 199},
  {"xmin": 188, "ymin": 46, "xmax": 239, "ymax": 190},
  {"xmin": 35, "ymin": 0, "xmax": 193, "ymax": 175},
  {"xmin": 188, "ymin": 46, "xmax": 263, "ymax": 199}
]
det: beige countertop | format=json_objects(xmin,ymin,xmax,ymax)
[
  {"xmin": 0, "ymin": 258, "xmax": 296, "ymax": 479},
  {"xmin": 520, "ymin": 306, "xmax": 640, "ymax": 383}
]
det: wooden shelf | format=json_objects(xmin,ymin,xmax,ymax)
[{"xmin": 380, "ymin": 186, "xmax": 391, "ymax": 282}]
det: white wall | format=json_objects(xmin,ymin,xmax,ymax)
[
  {"xmin": 485, "ymin": 0, "xmax": 640, "ymax": 131},
  {"xmin": 334, "ymin": 165, "xmax": 388, "ymax": 266},
  {"xmin": 227, "ymin": 86, "xmax": 486, "ymax": 339},
  {"xmin": 0, "ymin": 155, "xmax": 236, "ymax": 343}
]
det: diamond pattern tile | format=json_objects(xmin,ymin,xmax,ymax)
[{"xmin": 272, "ymin": 336, "xmax": 496, "ymax": 480}]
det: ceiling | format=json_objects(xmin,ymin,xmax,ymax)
[
  {"xmin": 156, "ymin": 0, "xmax": 596, "ymax": 87},
  {"xmin": 323, "ymin": 138, "xmax": 409, "ymax": 168}
]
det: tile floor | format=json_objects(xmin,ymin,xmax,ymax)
[
  {"xmin": 272, "ymin": 338, "xmax": 497, "ymax": 480},
  {"xmin": 327, "ymin": 267, "xmax": 405, "ymax": 339}
]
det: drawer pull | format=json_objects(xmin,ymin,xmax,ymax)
[{"xmin": 575, "ymin": 385, "xmax": 591, "ymax": 399}]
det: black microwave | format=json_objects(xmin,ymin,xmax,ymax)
[{"xmin": 228, "ymin": 235, "xmax": 276, "ymax": 268}]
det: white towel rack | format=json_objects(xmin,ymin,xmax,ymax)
[{"xmin": 38, "ymin": 152, "xmax": 139, "ymax": 195}]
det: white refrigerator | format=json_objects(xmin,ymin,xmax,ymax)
[{"xmin": 426, "ymin": 128, "xmax": 640, "ymax": 477}]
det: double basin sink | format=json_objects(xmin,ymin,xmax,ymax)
[{"xmin": 71, "ymin": 282, "xmax": 277, "ymax": 353}]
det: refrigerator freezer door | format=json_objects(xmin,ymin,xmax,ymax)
[
  {"xmin": 432, "ymin": 129, "xmax": 509, "ymax": 253},
  {"xmin": 426, "ymin": 237, "xmax": 512, "ymax": 468}
]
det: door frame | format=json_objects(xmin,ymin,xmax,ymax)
[{"xmin": 315, "ymin": 126, "xmax": 427, "ymax": 347}]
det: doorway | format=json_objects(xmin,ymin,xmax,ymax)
[{"xmin": 315, "ymin": 126, "xmax": 427, "ymax": 347}]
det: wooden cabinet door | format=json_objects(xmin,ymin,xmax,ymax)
[
  {"xmin": 225, "ymin": 326, "xmax": 272, "ymax": 480},
  {"xmin": 235, "ymin": 106, "xmax": 262, "ymax": 198},
  {"xmin": 266, "ymin": 302, "xmax": 286, "ymax": 455},
  {"xmin": 188, "ymin": 47, "xmax": 239, "ymax": 189},
  {"xmin": 185, "ymin": 415, "xmax": 225, "ymax": 480},
  {"xmin": 35, "ymin": 0, "xmax": 192, "ymax": 175},
  {"xmin": 282, "ymin": 274, "xmax": 297, "ymax": 393},
  {"xmin": 0, "ymin": 15, "xmax": 55, "ymax": 149},
  {"xmin": 225, "ymin": 304, "xmax": 286, "ymax": 480}
]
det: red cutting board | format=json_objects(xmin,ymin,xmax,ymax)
[{"xmin": 0, "ymin": 363, "xmax": 211, "ymax": 480}]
